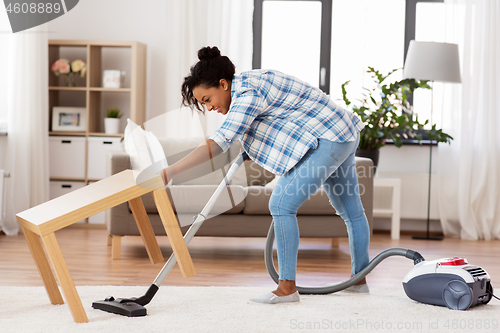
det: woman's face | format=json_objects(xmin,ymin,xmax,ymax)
[{"xmin": 192, "ymin": 79, "xmax": 232, "ymax": 115}]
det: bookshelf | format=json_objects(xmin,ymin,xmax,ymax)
[{"xmin": 48, "ymin": 39, "xmax": 146, "ymax": 183}]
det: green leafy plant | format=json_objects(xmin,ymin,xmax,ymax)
[
  {"xmin": 106, "ymin": 107, "xmax": 122, "ymax": 118},
  {"xmin": 341, "ymin": 67, "xmax": 453, "ymax": 150}
]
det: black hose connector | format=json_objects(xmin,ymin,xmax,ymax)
[
  {"xmin": 405, "ymin": 249, "xmax": 425, "ymax": 265},
  {"xmin": 133, "ymin": 284, "xmax": 159, "ymax": 306}
]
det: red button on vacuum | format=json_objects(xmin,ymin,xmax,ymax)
[{"xmin": 440, "ymin": 257, "xmax": 469, "ymax": 266}]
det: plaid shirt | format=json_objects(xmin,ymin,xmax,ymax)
[{"xmin": 209, "ymin": 70, "xmax": 364, "ymax": 175}]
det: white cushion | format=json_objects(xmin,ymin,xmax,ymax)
[
  {"xmin": 123, "ymin": 119, "xmax": 169, "ymax": 183},
  {"xmin": 168, "ymin": 185, "xmax": 247, "ymax": 226}
]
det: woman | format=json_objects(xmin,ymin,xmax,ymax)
[{"xmin": 161, "ymin": 46, "xmax": 370, "ymax": 304}]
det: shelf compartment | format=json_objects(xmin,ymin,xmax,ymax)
[
  {"xmin": 49, "ymin": 90, "xmax": 87, "ymax": 132},
  {"xmin": 48, "ymin": 45, "xmax": 88, "ymax": 88},
  {"xmin": 89, "ymin": 45, "xmax": 132, "ymax": 89},
  {"xmin": 89, "ymin": 90, "xmax": 130, "ymax": 134}
]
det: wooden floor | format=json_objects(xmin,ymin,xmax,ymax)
[{"xmin": 1, "ymin": 227, "xmax": 499, "ymax": 289}]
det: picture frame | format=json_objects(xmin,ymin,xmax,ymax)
[{"xmin": 52, "ymin": 107, "xmax": 87, "ymax": 132}]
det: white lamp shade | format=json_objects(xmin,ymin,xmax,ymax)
[{"xmin": 404, "ymin": 41, "xmax": 461, "ymax": 83}]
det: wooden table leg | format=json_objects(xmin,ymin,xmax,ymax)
[
  {"xmin": 20, "ymin": 225, "xmax": 64, "ymax": 305},
  {"xmin": 111, "ymin": 236, "xmax": 122, "ymax": 260},
  {"xmin": 152, "ymin": 188, "xmax": 196, "ymax": 278},
  {"xmin": 41, "ymin": 233, "xmax": 88, "ymax": 323},
  {"xmin": 129, "ymin": 196, "xmax": 164, "ymax": 264}
]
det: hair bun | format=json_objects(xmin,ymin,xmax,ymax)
[{"xmin": 198, "ymin": 46, "xmax": 221, "ymax": 61}]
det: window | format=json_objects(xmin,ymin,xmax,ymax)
[
  {"xmin": 254, "ymin": 0, "xmax": 445, "ymax": 134},
  {"xmin": 329, "ymin": 0, "xmax": 405, "ymax": 103},
  {"xmin": 253, "ymin": 0, "xmax": 332, "ymax": 93},
  {"xmin": 261, "ymin": 1, "xmax": 322, "ymax": 88},
  {"xmin": 253, "ymin": 0, "xmax": 405, "ymax": 99}
]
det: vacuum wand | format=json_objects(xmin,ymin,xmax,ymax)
[
  {"xmin": 152, "ymin": 151, "xmax": 248, "ymax": 288},
  {"xmin": 93, "ymin": 152, "xmax": 249, "ymax": 316}
]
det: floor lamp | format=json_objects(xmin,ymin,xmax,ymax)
[{"xmin": 403, "ymin": 41, "xmax": 461, "ymax": 240}]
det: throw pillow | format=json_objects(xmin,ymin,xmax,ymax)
[{"xmin": 123, "ymin": 118, "xmax": 169, "ymax": 183}]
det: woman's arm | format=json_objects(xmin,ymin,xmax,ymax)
[{"xmin": 160, "ymin": 139, "xmax": 222, "ymax": 184}]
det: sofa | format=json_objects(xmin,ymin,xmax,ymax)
[{"xmin": 105, "ymin": 137, "xmax": 374, "ymax": 259}]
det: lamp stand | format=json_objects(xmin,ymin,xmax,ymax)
[{"xmin": 413, "ymin": 81, "xmax": 443, "ymax": 240}]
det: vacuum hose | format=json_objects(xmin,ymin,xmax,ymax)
[{"xmin": 264, "ymin": 221, "xmax": 425, "ymax": 294}]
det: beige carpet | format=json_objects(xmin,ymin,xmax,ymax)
[{"xmin": 1, "ymin": 285, "xmax": 498, "ymax": 333}]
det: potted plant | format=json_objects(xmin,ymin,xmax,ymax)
[
  {"xmin": 104, "ymin": 107, "xmax": 122, "ymax": 134},
  {"xmin": 341, "ymin": 67, "xmax": 453, "ymax": 168}
]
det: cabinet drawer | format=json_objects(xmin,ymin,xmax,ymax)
[
  {"xmin": 49, "ymin": 181, "xmax": 86, "ymax": 199},
  {"xmin": 49, "ymin": 136, "xmax": 86, "ymax": 179},
  {"xmin": 87, "ymin": 180, "xmax": 106, "ymax": 224},
  {"xmin": 49, "ymin": 181, "xmax": 86, "ymax": 223},
  {"xmin": 88, "ymin": 206, "xmax": 106, "ymax": 224},
  {"xmin": 87, "ymin": 137, "xmax": 123, "ymax": 179}
]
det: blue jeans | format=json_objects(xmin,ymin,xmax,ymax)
[{"xmin": 269, "ymin": 136, "xmax": 370, "ymax": 280}]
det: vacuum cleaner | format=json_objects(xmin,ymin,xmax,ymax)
[
  {"xmin": 93, "ymin": 152, "xmax": 496, "ymax": 317},
  {"xmin": 265, "ymin": 225, "xmax": 495, "ymax": 310}
]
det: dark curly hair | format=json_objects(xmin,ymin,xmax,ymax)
[{"xmin": 181, "ymin": 46, "xmax": 235, "ymax": 113}]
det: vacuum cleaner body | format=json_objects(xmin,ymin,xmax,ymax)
[{"xmin": 403, "ymin": 257, "xmax": 493, "ymax": 310}]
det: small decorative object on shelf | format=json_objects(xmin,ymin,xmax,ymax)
[
  {"xmin": 102, "ymin": 70, "xmax": 125, "ymax": 88},
  {"xmin": 51, "ymin": 58, "xmax": 87, "ymax": 87},
  {"xmin": 104, "ymin": 107, "xmax": 122, "ymax": 134},
  {"xmin": 52, "ymin": 106, "xmax": 87, "ymax": 132}
]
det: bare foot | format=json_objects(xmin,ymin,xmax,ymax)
[
  {"xmin": 272, "ymin": 279, "xmax": 297, "ymax": 296},
  {"xmin": 352, "ymin": 275, "xmax": 367, "ymax": 285}
]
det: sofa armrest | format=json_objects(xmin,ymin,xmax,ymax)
[
  {"xmin": 106, "ymin": 151, "xmax": 131, "ymax": 177},
  {"xmin": 105, "ymin": 151, "xmax": 134, "ymax": 236}
]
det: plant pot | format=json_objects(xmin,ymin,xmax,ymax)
[
  {"xmin": 104, "ymin": 118, "xmax": 120, "ymax": 134},
  {"xmin": 355, "ymin": 149, "xmax": 380, "ymax": 174}
]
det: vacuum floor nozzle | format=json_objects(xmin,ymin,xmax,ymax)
[{"xmin": 92, "ymin": 296, "xmax": 147, "ymax": 317}]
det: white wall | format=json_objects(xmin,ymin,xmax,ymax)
[{"xmin": 47, "ymin": 0, "xmax": 168, "ymax": 122}]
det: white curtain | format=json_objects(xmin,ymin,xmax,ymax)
[
  {"xmin": 438, "ymin": 0, "xmax": 500, "ymax": 240},
  {"xmin": 150, "ymin": 0, "xmax": 253, "ymax": 139},
  {"xmin": 0, "ymin": 25, "xmax": 50, "ymax": 235}
]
